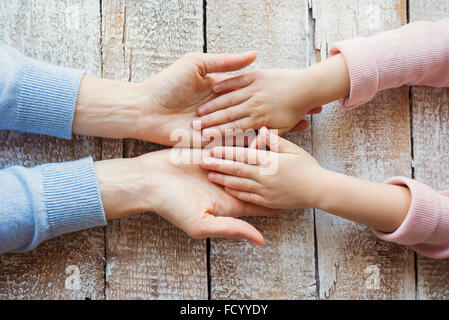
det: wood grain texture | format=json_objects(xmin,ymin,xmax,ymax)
[
  {"xmin": 0, "ymin": 0, "xmax": 105, "ymax": 299},
  {"xmin": 101, "ymin": 0, "xmax": 208, "ymax": 299},
  {"xmin": 207, "ymin": 0, "xmax": 317, "ymax": 300},
  {"xmin": 409, "ymin": 0, "xmax": 449, "ymax": 300},
  {"xmin": 311, "ymin": 0, "xmax": 415, "ymax": 299}
]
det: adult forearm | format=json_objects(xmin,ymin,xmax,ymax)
[
  {"xmin": 72, "ymin": 75, "xmax": 149, "ymax": 139},
  {"xmin": 94, "ymin": 156, "xmax": 156, "ymax": 220},
  {"xmin": 317, "ymin": 170, "xmax": 411, "ymax": 233}
]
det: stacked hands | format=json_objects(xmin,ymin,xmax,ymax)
[{"xmin": 85, "ymin": 51, "xmax": 408, "ymax": 245}]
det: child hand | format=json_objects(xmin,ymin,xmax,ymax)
[
  {"xmin": 200, "ymin": 127, "xmax": 327, "ymax": 210},
  {"xmin": 192, "ymin": 69, "xmax": 323, "ymax": 137}
]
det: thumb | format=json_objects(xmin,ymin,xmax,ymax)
[
  {"xmin": 259, "ymin": 127, "xmax": 299, "ymax": 154},
  {"xmin": 201, "ymin": 215, "xmax": 264, "ymax": 245},
  {"xmin": 290, "ymin": 119, "xmax": 309, "ymax": 132},
  {"xmin": 200, "ymin": 51, "xmax": 257, "ymax": 75}
]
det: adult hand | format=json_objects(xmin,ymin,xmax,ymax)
[
  {"xmin": 94, "ymin": 148, "xmax": 280, "ymax": 244},
  {"xmin": 73, "ymin": 52, "xmax": 257, "ymax": 147}
]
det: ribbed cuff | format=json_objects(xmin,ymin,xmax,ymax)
[
  {"xmin": 373, "ymin": 177, "xmax": 449, "ymax": 259},
  {"xmin": 330, "ymin": 38, "xmax": 379, "ymax": 110},
  {"xmin": 16, "ymin": 61, "xmax": 84, "ymax": 139},
  {"xmin": 41, "ymin": 157, "xmax": 106, "ymax": 239}
]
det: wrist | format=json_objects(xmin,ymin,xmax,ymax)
[
  {"xmin": 73, "ymin": 75, "xmax": 147, "ymax": 139},
  {"xmin": 95, "ymin": 156, "xmax": 155, "ymax": 220},
  {"xmin": 307, "ymin": 168, "xmax": 338, "ymax": 210},
  {"xmin": 314, "ymin": 170, "xmax": 411, "ymax": 232},
  {"xmin": 302, "ymin": 54, "xmax": 350, "ymax": 107}
]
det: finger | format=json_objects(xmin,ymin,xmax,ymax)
[
  {"xmin": 208, "ymin": 172, "xmax": 261, "ymax": 192},
  {"xmin": 201, "ymin": 157, "xmax": 258, "ymax": 179},
  {"xmin": 211, "ymin": 146, "xmax": 265, "ymax": 165},
  {"xmin": 202, "ymin": 117, "xmax": 254, "ymax": 138},
  {"xmin": 212, "ymin": 73, "xmax": 255, "ymax": 93},
  {"xmin": 238, "ymin": 201, "xmax": 283, "ymax": 217},
  {"xmin": 260, "ymin": 127, "xmax": 299, "ymax": 154},
  {"xmin": 249, "ymin": 132, "xmax": 264, "ymax": 149},
  {"xmin": 224, "ymin": 187, "xmax": 267, "ymax": 207},
  {"xmin": 200, "ymin": 215, "xmax": 264, "ymax": 245},
  {"xmin": 197, "ymin": 89, "xmax": 251, "ymax": 116},
  {"xmin": 308, "ymin": 106, "xmax": 323, "ymax": 114},
  {"xmin": 196, "ymin": 105, "xmax": 249, "ymax": 129},
  {"xmin": 199, "ymin": 51, "xmax": 257, "ymax": 75},
  {"xmin": 206, "ymin": 74, "xmax": 234, "ymax": 84},
  {"xmin": 249, "ymin": 127, "xmax": 276, "ymax": 151},
  {"xmin": 290, "ymin": 119, "xmax": 309, "ymax": 132}
]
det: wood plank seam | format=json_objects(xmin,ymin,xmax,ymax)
[
  {"xmin": 405, "ymin": 0, "xmax": 420, "ymax": 301},
  {"xmin": 308, "ymin": 0, "xmax": 320, "ymax": 300}
]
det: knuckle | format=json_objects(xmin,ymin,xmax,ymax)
[
  {"xmin": 225, "ymin": 108, "xmax": 234, "ymax": 122},
  {"xmin": 233, "ymin": 164, "xmax": 243, "ymax": 176},
  {"xmin": 231, "ymin": 120, "xmax": 242, "ymax": 131},
  {"xmin": 228, "ymin": 94, "xmax": 236, "ymax": 106},
  {"xmin": 239, "ymin": 75, "xmax": 249, "ymax": 85},
  {"xmin": 237, "ymin": 179, "xmax": 248, "ymax": 190},
  {"xmin": 249, "ymin": 193, "xmax": 262, "ymax": 205},
  {"xmin": 249, "ymin": 98, "xmax": 263, "ymax": 108},
  {"xmin": 264, "ymin": 192, "xmax": 274, "ymax": 201}
]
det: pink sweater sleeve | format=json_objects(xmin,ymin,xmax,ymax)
[
  {"xmin": 330, "ymin": 19, "xmax": 449, "ymax": 110},
  {"xmin": 373, "ymin": 178, "xmax": 449, "ymax": 259},
  {"xmin": 330, "ymin": 20, "xmax": 449, "ymax": 259}
]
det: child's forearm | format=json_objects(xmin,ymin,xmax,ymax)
[
  {"xmin": 316, "ymin": 170, "xmax": 411, "ymax": 233},
  {"xmin": 299, "ymin": 54, "xmax": 350, "ymax": 108}
]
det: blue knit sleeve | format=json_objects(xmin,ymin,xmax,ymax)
[
  {"xmin": 0, "ymin": 45, "xmax": 106, "ymax": 253},
  {"xmin": 0, "ymin": 157, "xmax": 106, "ymax": 253},
  {"xmin": 0, "ymin": 44, "xmax": 84, "ymax": 139}
]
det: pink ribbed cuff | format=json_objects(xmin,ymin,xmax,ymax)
[
  {"xmin": 330, "ymin": 38, "xmax": 379, "ymax": 110},
  {"xmin": 373, "ymin": 177, "xmax": 449, "ymax": 259},
  {"xmin": 330, "ymin": 20, "xmax": 449, "ymax": 111}
]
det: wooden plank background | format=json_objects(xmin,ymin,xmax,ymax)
[{"xmin": 0, "ymin": 0, "xmax": 447, "ymax": 299}]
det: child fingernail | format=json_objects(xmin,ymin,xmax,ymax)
[
  {"xmin": 202, "ymin": 158, "xmax": 213, "ymax": 165},
  {"xmin": 192, "ymin": 119, "xmax": 202, "ymax": 130},
  {"xmin": 208, "ymin": 172, "xmax": 217, "ymax": 179},
  {"xmin": 212, "ymin": 84, "xmax": 221, "ymax": 91},
  {"xmin": 198, "ymin": 105, "xmax": 207, "ymax": 114},
  {"xmin": 202, "ymin": 129, "xmax": 212, "ymax": 137}
]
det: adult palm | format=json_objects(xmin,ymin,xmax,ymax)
[
  {"xmin": 139, "ymin": 148, "xmax": 279, "ymax": 244},
  {"xmin": 138, "ymin": 52, "xmax": 258, "ymax": 147}
]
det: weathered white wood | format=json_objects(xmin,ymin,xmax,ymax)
[
  {"xmin": 101, "ymin": 0, "xmax": 208, "ymax": 299},
  {"xmin": 409, "ymin": 0, "xmax": 449, "ymax": 300},
  {"xmin": 207, "ymin": 0, "xmax": 317, "ymax": 299},
  {"xmin": 0, "ymin": 0, "xmax": 104, "ymax": 299},
  {"xmin": 311, "ymin": 0, "xmax": 415, "ymax": 299}
]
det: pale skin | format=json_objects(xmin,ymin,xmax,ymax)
[
  {"xmin": 72, "ymin": 50, "xmax": 411, "ymax": 242},
  {"xmin": 197, "ymin": 51, "xmax": 413, "ymax": 234},
  {"xmin": 201, "ymin": 128, "xmax": 411, "ymax": 233},
  {"xmin": 193, "ymin": 54, "xmax": 350, "ymax": 136},
  {"xmin": 94, "ymin": 149, "xmax": 278, "ymax": 245},
  {"xmin": 73, "ymin": 52, "xmax": 280, "ymax": 244},
  {"xmin": 73, "ymin": 52, "xmax": 260, "ymax": 147}
]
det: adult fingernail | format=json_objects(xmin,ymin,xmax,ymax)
[
  {"xmin": 192, "ymin": 119, "xmax": 202, "ymax": 130},
  {"xmin": 208, "ymin": 172, "xmax": 217, "ymax": 180}
]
